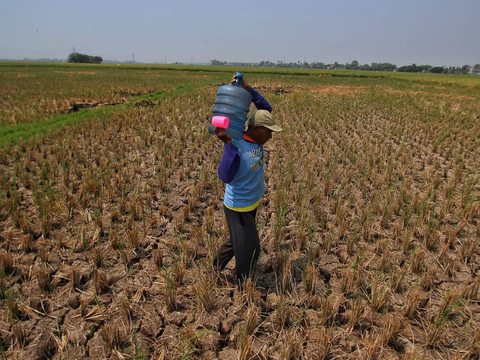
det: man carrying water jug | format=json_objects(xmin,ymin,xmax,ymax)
[{"xmin": 213, "ymin": 73, "xmax": 282, "ymax": 289}]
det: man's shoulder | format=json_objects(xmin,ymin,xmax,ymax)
[{"xmin": 233, "ymin": 138, "xmax": 260, "ymax": 148}]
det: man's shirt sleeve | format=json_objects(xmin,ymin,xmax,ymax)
[
  {"xmin": 250, "ymin": 87, "xmax": 272, "ymax": 112},
  {"xmin": 218, "ymin": 142, "xmax": 240, "ymax": 183}
]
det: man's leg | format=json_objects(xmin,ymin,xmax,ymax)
[
  {"xmin": 213, "ymin": 237, "xmax": 234, "ymax": 271},
  {"xmin": 223, "ymin": 205, "xmax": 261, "ymax": 284}
]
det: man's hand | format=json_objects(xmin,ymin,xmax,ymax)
[
  {"xmin": 231, "ymin": 73, "xmax": 251, "ymax": 92},
  {"xmin": 215, "ymin": 127, "xmax": 232, "ymax": 143}
]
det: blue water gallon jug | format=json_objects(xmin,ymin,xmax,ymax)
[{"xmin": 209, "ymin": 73, "xmax": 252, "ymax": 140}]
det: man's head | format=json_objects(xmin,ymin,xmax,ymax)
[{"xmin": 246, "ymin": 110, "xmax": 282, "ymax": 145}]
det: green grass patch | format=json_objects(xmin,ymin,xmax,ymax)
[{"xmin": 0, "ymin": 80, "xmax": 219, "ymax": 148}]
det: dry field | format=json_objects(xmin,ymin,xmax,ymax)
[{"xmin": 0, "ymin": 64, "xmax": 480, "ymax": 359}]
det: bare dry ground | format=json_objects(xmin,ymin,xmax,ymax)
[{"xmin": 1, "ymin": 68, "xmax": 480, "ymax": 359}]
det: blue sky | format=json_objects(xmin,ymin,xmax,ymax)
[{"xmin": 0, "ymin": 0, "xmax": 479, "ymax": 66}]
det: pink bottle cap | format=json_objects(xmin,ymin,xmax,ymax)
[{"xmin": 212, "ymin": 116, "xmax": 229, "ymax": 128}]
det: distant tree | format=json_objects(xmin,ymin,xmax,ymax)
[
  {"xmin": 347, "ymin": 60, "xmax": 359, "ymax": 70},
  {"xmin": 473, "ymin": 64, "xmax": 480, "ymax": 75},
  {"xmin": 430, "ymin": 66, "xmax": 445, "ymax": 74},
  {"xmin": 311, "ymin": 62, "xmax": 326, "ymax": 69},
  {"xmin": 461, "ymin": 65, "xmax": 471, "ymax": 74},
  {"xmin": 211, "ymin": 59, "xmax": 226, "ymax": 66},
  {"xmin": 259, "ymin": 60, "xmax": 276, "ymax": 67},
  {"xmin": 67, "ymin": 53, "xmax": 77, "ymax": 63},
  {"xmin": 332, "ymin": 61, "xmax": 342, "ymax": 69},
  {"xmin": 446, "ymin": 66, "xmax": 456, "ymax": 74},
  {"xmin": 399, "ymin": 63, "xmax": 416, "ymax": 72},
  {"xmin": 370, "ymin": 62, "xmax": 396, "ymax": 71},
  {"xmin": 398, "ymin": 63, "xmax": 431, "ymax": 73},
  {"xmin": 67, "ymin": 52, "xmax": 102, "ymax": 64}
]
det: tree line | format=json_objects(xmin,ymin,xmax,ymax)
[
  {"xmin": 67, "ymin": 52, "xmax": 103, "ymax": 64},
  {"xmin": 211, "ymin": 59, "xmax": 480, "ymax": 75}
]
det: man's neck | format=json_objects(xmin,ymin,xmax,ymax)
[{"xmin": 243, "ymin": 134, "xmax": 257, "ymax": 143}]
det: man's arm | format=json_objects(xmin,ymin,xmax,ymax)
[
  {"xmin": 249, "ymin": 87, "xmax": 272, "ymax": 112},
  {"xmin": 217, "ymin": 142, "xmax": 240, "ymax": 183},
  {"xmin": 233, "ymin": 73, "xmax": 273, "ymax": 113}
]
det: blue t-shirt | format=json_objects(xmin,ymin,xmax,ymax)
[{"xmin": 223, "ymin": 139, "xmax": 264, "ymax": 210}]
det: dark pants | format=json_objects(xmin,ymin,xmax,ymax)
[{"xmin": 214, "ymin": 205, "xmax": 260, "ymax": 284}]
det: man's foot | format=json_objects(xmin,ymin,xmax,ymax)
[{"xmin": 217, "ymin": 272, "xmax": 235, "ymax": 287}]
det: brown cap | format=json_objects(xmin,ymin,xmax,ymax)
[{"xmin": 248, "ymin": 110, "xmax": 282, "ymax": 132}]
